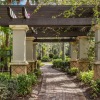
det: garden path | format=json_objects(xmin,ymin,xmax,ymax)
[{"xmin": 30, "ymin": 63, "xmax": 86, "ymax": 100}]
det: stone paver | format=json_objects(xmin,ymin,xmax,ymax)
[{"xmin": 37, "ymin": 64, "xmax": 86, "ymax": 100}]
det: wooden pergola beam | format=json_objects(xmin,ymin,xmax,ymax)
[
  {"xmin": 0, "ymin": 18, "xmax": 93, "ymax": 26},
  {"xmin": 26, "ymin": 27, "xmax": 90, "ymax": 37},
  {"xmin": 33, "ymin": 38, "xmax": 76, "ymax": 42}
]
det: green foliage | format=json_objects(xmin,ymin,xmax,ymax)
[
  {"xmin": 77, "ymin": 71, "xmax": 94, "ymax": 84},
  {"xmin": 28, "ymin": 73, "xmax": 38, "ymax": 85},
  {"xmin": 52, "ymin": 59, "xmax": 70, "ymax": 72},
  {"xmin": 0, "ymin": 74, "xmax": 17, "ymax": 100},
  {"xmin": 67, "ymin": 67, "xmax": 79, "ymax": 75},
  {"xmin": 6, "ymin": 78, "xmax": 18, "ymax": 100},
  {"xmin": 90, "ymin": 80, "xmax": 100, "ymax": 98},
  {"xmin": 34, "ymin": 68, "xmax": 42, "ymax": 78},
  {"xmin": 41, "ymin": 56, "xmax": 49, "ymax": 62},
  {"xmin": 49, "ymin": 53, "xmax": 54, "ymax": 59},
  {"xmin": 37, "ymin": 60, "xmax": 41, "ymax": 68},
  {"xmin": 53, "ymin": 55, "xmax": 59, "ymax": 59},
  {"xmin": 17, "ymin": 75, "xmax": 32, "ymax": 96},
  {"xmin": 52, "ymin": 59, "xmax": 62, "ymax": 68},
  {"xmin": 66, "ymin": 56, "xmax": 71, "ymax": 62}
]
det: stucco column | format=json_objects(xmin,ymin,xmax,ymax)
[
  {"xmin": 26, "ymin": 37, "xmax": 35, "ymax": 73},
  {"xmin": 70, "ymin": 42, "xmax": 78, "ymax": 68},
  {"xmin": 9, "ymin": 25, "xmax": 29, "ymax": 75},
  {"xmin": 62, "ymin": 42, "xmax": 65, "ymax": 60},
  {"xmin": 93, "ymin": 25, "xmax": 100, "ymax": 80},
  {"xmin": 33, "ymin": 42, "xmax": 37, "ymax": 69},
  {"xmin": 78, "ymin": 36, "xmax": 89, "ymax": 71}
]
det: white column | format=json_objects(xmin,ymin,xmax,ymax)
[
  {"xmin": 78, "ymin": 37, "xmax": 89, "ymax": 59},
  {"xmin": 10, "ymin": 25, "xmax": 29, "ymax": 64},
  {"xmin": 70, "ymin": 42, "xmax": 77, "ymax": 60},
  {"xmin": 95, "ymin": 30, "xmax": 100, "ymax": 61},
  {"xmin": 94, "ymin": 29, "xmax": 100, "ymax": 80},
  {"xmin": 26, "ymin": 37, "xmax": 34, "ymax": 62},
  {"xmin": 33, "ymin": 42, "xmax": 37, "ymax": 61}
]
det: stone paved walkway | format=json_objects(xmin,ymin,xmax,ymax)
[{"xmin": 36, "ymin": 63, "xmax": 87, "ymax": 100}]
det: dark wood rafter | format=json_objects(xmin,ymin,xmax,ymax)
[
  {"xmin": 0, "ymin": 5, "xmax": 99, "ymax": 39},
  {"xmin": 33, "ymin": 38, "xmax": 76, "ymax": 42},
  {"xmin": 26, "ymin": 27, "xmax": 90, "ymax": 37},
  {"xmin": 0, "ymin": 18, "xmax": 93, "ymax": 26},
  {"xmin": 0, "ymin": 5, "xmax": 99, "ymax": 26},
  {"xmin": 7, "ymin": 7, "xmax": 17, "ymax": 19}
]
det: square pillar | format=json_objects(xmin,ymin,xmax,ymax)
[
  {"xmin": 26, "ymin": 37, "xmax": 35, "ymax": 73},
  {"xmin": 9, "ymin": 25, "xmax": 29, "ymax": 76},
  {"xmin": 94, "ymin": 28, "xmax": 100, "ymax": 80},
  {"xmin": 33, "ymin": 42, "xmax": 37, "ymax": 69},
  {"xmin": 70, "ymin": 42, "xmax": 78, "ymax": 68},
  {"xmin": 78, "ymin": 36, "xmax": 89, "ymax": 71}
]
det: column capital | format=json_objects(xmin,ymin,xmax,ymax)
[
  {"xmin": 9, "ymin": 25, "xmax": 29, "ymax": 31},
  {"xmin": 26, "ymin": 37, "xmax": 35, "ymax": 41},
  {"xmin": 33, "ymin": 42, "xmax": 38, "ymax": 45},
  {"xmin": 77, "ymin": 36, "xmax": 88, "ymax": 40},
  {"xmin": 92, "ymin": 24, "xmax": 100, "ymax": 32}
]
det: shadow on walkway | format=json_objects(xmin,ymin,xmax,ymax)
[{"xmin": 36, "ymin": 63, "xmax": 87, "ymax": 100}]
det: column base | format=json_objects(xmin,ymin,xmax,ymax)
[
  {"xmin": 94, "ymin": 61, "xmax": 100, "ymax": 80},
  {"xmin": 10, "ymin": 62, "xmax": 28, "ymax": 76},
  {"xmin": 70, "ymin": 60, "xmax": 78, "ymax": 68},
  {"xmin": 27, "ymin": 61, "xmax": 35, "ymax": 74},
  {"xmin": 79, "ymin": 59, "xmax": 89, "ymax": 71}
]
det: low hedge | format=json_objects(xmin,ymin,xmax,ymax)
[
  {"xmin": 67, "ymin": 67, "xmax": 79, "ymax": 75},
  {"xmin": 41, "ymin": 56, "xmax": 49, "ymax": 62},
  {"xmin": 0, "ymin": 71, "xmax": 41, "ymax": 99}
]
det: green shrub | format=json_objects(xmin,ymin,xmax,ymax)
[
  {"xmin": 77, "ymin": 71, "xmax": 94, "ymax": 84},
  {"xmin": 6, "ymin": 78, "xmax": 18, "ymax": 100},
  {"xmin": 52, "ymin": 59, "xmax": 62, "ymax": 68},
  {"xmin": 53, "ymin": 55, "xmax": 59, "ymax": 59},
  {"xmin": 0, "ymin": 73, "xmax": 38, "ymax": 98},
  {"xmin": 66, "ymin": 56, "xmax": 71, "ymax": 62},
  {"xmin": 67, "ymin": 67, "xmax": 79, "ymax": 75},
  {"xmin": 90, "ymin": 80, "xmax": 100, "ymax": 98},
  {"xmin": 0, "ymin": 83, "xmax": 8, "ymax": 100},
  {"xmin": 34, "ymin": 68, "xmax": 42, "ymax": 78},
  {"xmin": 41, "ymin": 56, "xmax": 49, "ymax": 62},
  {"xmin": 0, "ymin": 74, "xmax": 17, "ymax": 100},
  {"xmin": 60, "ymin": 61, "xmax": 70, "ymax": 71},
  {"xmin": 49, "ymin": 53, "xmax": 54, "ymax": 59},
  {"xmin": 28, "ymin": 73, "xmax": 38, "ymax": 85},
  {"xmin": 37, "ymin": 60, "xmax": 41, "ymax": 69},
  {"xmin": 17, "ymin": 75, "xmax": 32, "ymax": 96}
]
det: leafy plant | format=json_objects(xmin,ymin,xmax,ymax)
[
  {"xmin": 49, "ymin": 53, "xmax": 54, "ymax": 59},
  {"xmin": 0, "ymin": 74, "xmax": 17, "ymax": 100},
  {"xmin": 52, "ymin": 59, "xmax": 62, "ymax": 68},
  {"xmin": 28, "ymin": 73, "xmax": 38, "ymax": 85},
  {"xmin": 53, "ymin": 55, "xmax": 59, "ymax": 59},
  {"xmin": 90, "ymin": 80, "xmax": 100, "ymax": 99},
  {"xmin": 34, "ymin": 68, "xmax": 42, "ymax": 78},
  {"xmin": 17, "ymin": 75, "xmax": 32, "ymax": 96},
  {"xmin": 77, "ymin": 71, "xmax": 94, "ymax": 84},
  {"xmin": 41, "ymin": 56, "xmax": 49, "ymax": 62},
  {"xmin": 67, "ymin": 67, "xmax": 79, "ymax": 75}
]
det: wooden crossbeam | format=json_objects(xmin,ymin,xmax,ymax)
[
  {"xmin": 7, "ymin": 7, "xmax": 17, "ymax": 19},
  {"xmin": 33, "ymin": 38, "xmax": 76, "ymax": 42},
  {"xmin": 26, "ymin": 27, "xmax": 90, "ymax": 37},
  {"xmin": 0, "ymin": 18, "xmax": 93, "ymax": 26}
]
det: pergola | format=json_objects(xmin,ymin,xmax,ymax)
[{"xmin": 0, "ymin": 5, "xmax": 100, "ymax": 79}]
